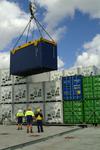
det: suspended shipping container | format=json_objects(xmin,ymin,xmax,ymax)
[
  {"xmin": 62, "ymin": 75, "xmax": 83, "ymax": 100},
  {"xmin": 10, "ymin": 38, "xmax": 57, "ymax": 76},
  {"xmin": 28, "ymin": 83, "xmax": 44, "ymax": 102},
  {"xmin": 45, "ymin": 80, "xmax": 62, "ymax": 101},
  {"xmin": 45, "ymin": 101, "xmax": 63, "ymax": 123}
]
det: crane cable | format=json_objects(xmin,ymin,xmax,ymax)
[
  {"xmin": 12, "ymin": 1, "xmax": 55, "ymax": 50},
  {"xmin": 12, "ymin": 18, "xmax": 32, "ymax": 50}
]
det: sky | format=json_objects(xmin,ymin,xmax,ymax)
[{"xmin": 0, "ymin": 0, "xmax": 100, "ymax": 70}]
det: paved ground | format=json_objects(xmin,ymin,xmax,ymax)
[
  {"xmin": 0, "ymin": 125, "xmax": 79, "ymax": 150},
  {"xmin": 16, "ymin": 126, "xmax": 100, "ymax": 150},
  {"xmin": 0, "ymin": 125, "xmax": 100, "ymax": 150}
]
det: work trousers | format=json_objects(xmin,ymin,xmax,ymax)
[{"xmin": 37, "ymin": 120, "xmax": 43, "ymax": 132}]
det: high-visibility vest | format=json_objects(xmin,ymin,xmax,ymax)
[
  {"xmin": 16, "ymin": 112, "xmax": 24, "ymax": 117},
  {"xmin": 25, "ymin": 110, "xmax": 34, "ymax": 117},
  {"xmin": 35, "ymin": 113, "xmax": 43, "ymax": 120}
]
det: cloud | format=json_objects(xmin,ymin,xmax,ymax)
[
  {"xmin": 0, "ymin": 52, "xmax": 10, "ymax": 69},
  {"xmin": 34, "ymin": 0, "xmax": 100, "ymax": 41},
  {"xmin": 58, "ymin": 56, "xmax": 65, "ymax": 69},
  {"xmin": 75, "ymin": 34, "xmax": 100, "ymax": 67},
  {"xmin": 0, "ymin": 0, "xmax": 29, "ymax": 50}
]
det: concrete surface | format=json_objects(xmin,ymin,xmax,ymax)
[
  {"xmin": 0, "ymin": 125, "xmax": 79, "ymax": 150},
  {"xmin": 16, "ymin": 126, "xmax": 100, "ymax": 150},
  {"xmin": 1, "ymin": 125, "xmax": 100, "ymax": 150}
]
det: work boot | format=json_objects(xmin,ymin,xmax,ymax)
[{"xmin": 30, "ymin": 128, "xmax": 33, "ymax": 133}]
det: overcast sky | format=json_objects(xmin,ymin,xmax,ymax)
[{"xmin": 0, "ymin": 0, "xmax": 100, "ymax": 69}]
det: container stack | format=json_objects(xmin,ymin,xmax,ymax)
[
  {"xmin": 0, "ymin": 69, "xmax": 13, "ymax": 122},
  {"xmin": 62, "ymin": 75, "xmax": 83, "ymax": 124},
  {"xmin": 44, "ymin": 80, "xmax": 63, "ymax": 124},
  {"xmin": 27, "ymin": 82, "xmax": 44, "ymax": 117},
  {"xmin": 83, "ymin": 75, "xmax": 100, "ymax": 124}
]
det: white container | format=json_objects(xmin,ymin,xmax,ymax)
[
  {"xmin": 14, "ymin": 84, "xmax": 27, "ymax": 103},
  {"xmin": 1, "ymin": 86, "xmax": 12, "ymax": 103},
  {"xmin": 45, "ymin": 101, "xmax": 63, "ymax": 123},
  {"xmin": 50, "ymin": 70, "xmax": 63, "ymax": 81},
  {"xmin": 0, "ymin": 69, "xmax": 13, "ymax": 86},
  {"xmin": 0, "ymin": 104, "xmax": 12, "ymax": 121},
  {"xmin": 63, "ymin": 68, "xmax": 78, "ymax": 76},
  {"xmin": 27, "ymin": 72, "xmax": 50, "ymax": 83},
  {"xmin": 78, "ymin": 66, "xmax": 98, "ymax": 76},
  {"xmin": 13, "ymin": 76, "xmax": 26, "ymax": 84},
  {"xmin": 28, "ymin": 83, "xmax": 44, "ymax": 102},
  {"xmin": 45, "ymin": 80, "xmax": 62, "ymax": 101},
  {"xmin": 28, "ymin": 102, "xmax": 44, "ymax": 115}
]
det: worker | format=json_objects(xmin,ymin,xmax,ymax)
[
  {"xmin": 35, "ymin": 108, "xmax": 44, "ymax": 133},
  {"xmin": 25, "ymin": 107, "xmax": 35, "ymax": 133},
  {"xmin": 16, "ymin": 109, "xmax": 24, "ymax": 130}
]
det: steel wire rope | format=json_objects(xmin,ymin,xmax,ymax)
[
  {"xmin": 33, "ymin": 17, "xmax": 55, "ymax": 42},
  {"xmin": 26, "ymin": 20, "xmax": 32, "ymax": 43},
  {"xmin": 12, "ymin": 19, "xmax": 32, "ymax": 50}
]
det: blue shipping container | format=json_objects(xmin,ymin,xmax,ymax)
[
  {"xmin": 10, "ymin": 38, "xmax": 57, "ymax": 76},
  {"xmin": 62, "ymin": 75, "xmax": 83, "ymax": 100}
]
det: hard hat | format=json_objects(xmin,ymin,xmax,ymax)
[
  {"xmin": 18, "ymin": 109, "xmax": 23, "ymax": 113},
  {"xmin": 36, "ymin": 108, "xmax": 41, "ymax": 112}
]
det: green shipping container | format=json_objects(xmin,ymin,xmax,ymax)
[
  {"xmin": 63, "ymin": 101, "xmax": 83, "ymax": 124},
  {"xmin": 84, "ymin": 99, "xmax": 100, "ymax": 124},
  {"xmin": 93, "ymin": 76, "xmax": 100, "ymax": 99},
  {"xmin": 82, "ymin": 76, "xmax": 93, "ymax": 99}
]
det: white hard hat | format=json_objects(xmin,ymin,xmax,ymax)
[{"xmin": 18, "ymin": 109, "xmax": 23, "ymax": 113}]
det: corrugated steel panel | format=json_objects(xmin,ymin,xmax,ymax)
[
  {"xmin": 27, "ymin": 72, "xmax": 50, "ymax": 83},
  {"xmin": 0, "ymin": 86, "xmax": 12, "ymax": 103},
  {"xmin": 84, "ymin": 99, "xmax": 95, "ymax": 124},
  {"xmin": 50, "ymin": 70, "xmax": 63, "ymax": 81},
  {"xmin": 10, "ymin": 38, "xmax": 57, "ymax": 76},
  {"xmin": 84, "ymin": 99, "xmax": 100, "ymax": 124},
  {"xmin": 28, "ymin": 83, "xmax": 44, "ymax": 102},
  {"xmin": 0, "ymin": 69, "xmax": 13, "ymax": 86},
  {"xmin": 62, "ymin": 75, "xmax": 82, "ymax": 100},
  {"xmin": 45, "ymin": 80, "xmax": 62, "ymax": 101},
  {"xmin": 14, "ymin": 84, "xmax": 27, "ymax": 102},
  {"xmin": 63, "ymin": 101, "xmax": 83, "ymax": 124},
  {"xmin": 82, "ymin": 76, "xmax": 93, "ymax": 99},
  {"xmin": 13, "ymin": 76, "xmax": 26, "ymax": 84},
  {"xmin": 45, "ymin": 101, "xmax": 63, "ymax": 123},
  {"xmin": 93, "ymin": 76, "xmax": 100, "ymax": 99}
]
